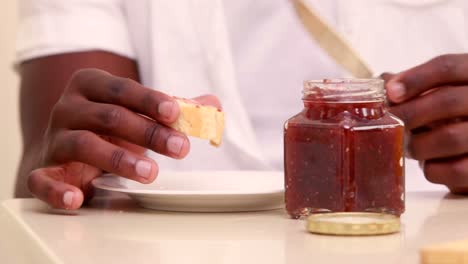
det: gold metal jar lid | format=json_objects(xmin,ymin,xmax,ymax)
[{"xmin": 306, "ymin": 212, "xmax": 400, "ymax": 236}]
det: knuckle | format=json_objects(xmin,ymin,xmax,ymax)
[
  {"xmin": 49, "ymin": 97, "xmax": 86, "ymax": 130},
  {"xmin": 110, "ymin": 149, "xmax": 126, "ymax": 170},
  {"xmin": 439, "ymin": 90, "xmax": 462, "ymax": 111},
  {"xmin": 141, "ymin": 90, "xmax": 157, "ymax": 115},
  {"xmin": 68, "ymin": 131, "xmax": 95, "ymax": 158},
  {"xmin": 144, "ymin": 123, "xmax": 162, "ymax": 148},
  {"xmin": 70, "ymin": 68, "xmax": 109, "ymax": 94},
  {"xmin": 69, "ymin": 69, "xmax": 87, "ymax": 84},
  {"xmin": 70, "ymin": 69, "xmax": 96, "ymax": 88},
  {"xmin": 73, "ymin": 131, "xmax": 94, "ymax": 147},
  {"xmin": 108, "ymin": 78, "xmax": 133, "ymax": 98},
  {"xmin": 433, "ymin": 54, "xmax": 457, "ymax": 75},
  {"xmin": 98, "ymin": 107, "xmax": 122, "ymax": 131},
  {"xmin": 440, "ymin": 126, "xmax": 464, "ymax": 149},
  {"xmin": 392, "ymin": 106, "xmax": 413, "ymax": 126}
]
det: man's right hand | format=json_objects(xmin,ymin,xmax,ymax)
[{"xmin": 28, "ymin": 68, "xmax": 191, "ymax": 209}]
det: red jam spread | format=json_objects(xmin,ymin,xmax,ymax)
[{"xmin": 284, "ymin": 79, "xmax": 405, "ymax": 219}]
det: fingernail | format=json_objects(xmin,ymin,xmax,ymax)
[
  {"xmin": 136, "ymin": 160, "xmax": 153, "ymax": 179},
  {"xmin": 388, "ymin": 82, "xmax": 406, "ymax": 102},
  {"xmin": 63, "ymin": 191, "xmax": 75, "ymax": 208},
  {"xmin": 158, "ymin": 101, "xmax": 176, "ymax": 119},
  {"xmin": 167, "ymin": 136, "xmax": 185, "ymax": 155}
]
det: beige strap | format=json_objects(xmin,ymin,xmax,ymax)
[{"xmin": 293, "ymin": 0, "xmax": 373, "ymax": 78}]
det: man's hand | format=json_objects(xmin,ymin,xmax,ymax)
[
  {"xmin": 22, "ymin": 65, "xmax": 222, "ymax": 210},
  {"xmin": 27, "ymin": 68, "xmax": 196, "ymax": 209},
  {"xmin": 383, "ymin": 54, "xmax": 468, "ymax": 193}
]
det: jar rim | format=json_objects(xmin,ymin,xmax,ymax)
[
  {"xmin": 303, "ymin": 78, "xmax": 385, "ymax": 102},
  {"xmin": 304, "ymin": 78, "xmax": 383, "ymax": 86}
]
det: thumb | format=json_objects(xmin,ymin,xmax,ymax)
[
  {"xmin": 28, "ymin": 167, "xmax": 85, "ymax": 210},
  {"xmin": 191, "ymin": 94, "xmax": 222, "ymax": 110},
  {"xmin": 385, "ymin": 54, "xmax": 468, "ymax": 103}
]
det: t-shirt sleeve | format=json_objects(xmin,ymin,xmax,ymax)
[{"xmin": 16, "ymin": 0, "xmax": 136, "ymax": 63}]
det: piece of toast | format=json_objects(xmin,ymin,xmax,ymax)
[
  {"xmin": 421, "ymin": 239, "xmax": 468, "ymax": 264},
  {"xmin": 169, "ymin": 98, "xmax": 224, "ymax": 147}
]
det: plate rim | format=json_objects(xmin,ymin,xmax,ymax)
[{"xmin": 92, "ymin": 171, "xmax": 285, "ymax": 196}]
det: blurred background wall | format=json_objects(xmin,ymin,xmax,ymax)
[{"xmin": 0, "ymin": 1, "xmax": 21, "ymax": 200}]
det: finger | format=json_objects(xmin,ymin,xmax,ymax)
[
  {"xmin": 424, "ymin": 155, "xmax": 468, "ymax": 193},
  {"xmin": 107, "ymin": 137, "xmax": 146, "ymax": 155},
  {"xmin": 69, "ymin": 69, "xmax": 180, "ymax": 124},
  {"xmin": 28, "ymin": 167, "xmax": 84, "ymax": 209},
  {"xmin": 389, "ymin": 85, "xmax": 468, "ymax": 130},
  {"xmin": 192, "ymin": 94, "xmax": 223, "ymax": 110},
  {"xmin": 57, "ymin": 101, "xmax": 190, "ymax": 159},
  {"xmin": 386, "ymin": 54, "xmax": 468, "ymax": 103},
  {"xmin": 408, "ymin": 122, "xmax": 468, "ymax": 160},
  {"xmin": 50, "ymin": 130, "xmax": 159, "ymax": 183}
]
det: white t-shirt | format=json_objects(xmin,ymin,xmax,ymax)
[
  {"xmin": 224, "ymin": 0, "xmax": 468, "ymax": 191},
  {"xmin": 224, "ymin": 1, "xmax": 343, "ymax": 170},
  {"xmin": 16, "ymin": 0, "xmax": 468, "ymax": 191}
]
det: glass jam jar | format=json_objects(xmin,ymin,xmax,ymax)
[{"xmin": 284, "ymin": 79, "xmax": 405, "ymax": 219}]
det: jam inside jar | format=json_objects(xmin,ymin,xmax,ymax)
[{"xmin": 284, "ymin": 79, "xmax": 405, "ymax": 219}]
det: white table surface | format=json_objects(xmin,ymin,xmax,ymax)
[{"xmin": 1, "ymin": 191, "xmax": 468, "ymax": 264}]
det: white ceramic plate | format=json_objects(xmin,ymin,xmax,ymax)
[{"xmin": 92, "ymin": 171, "xmax": 284, "ymax": 212}]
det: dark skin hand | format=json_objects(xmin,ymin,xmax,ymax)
[
  {"xmin": 383, "ymin": 54, "xmax": 468, "ymax": 194},
  {"xmin": 17, "ymin": 51, "xmax": 219, "ymax": 209}
]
